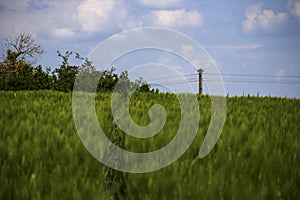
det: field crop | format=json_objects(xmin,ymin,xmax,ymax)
[{"xmin": 0, "ymin": 91, "xmax": 299, "ymax": 199}]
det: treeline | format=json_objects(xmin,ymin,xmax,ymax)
[{"xmin": 0, "ymin": 33, "xmax": 155, "ymax": 92}]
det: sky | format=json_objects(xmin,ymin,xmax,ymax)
[{"xmin": 0, "ymin": 0, "xmax": 300, "ymax": 97}]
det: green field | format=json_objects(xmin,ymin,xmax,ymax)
[{"xmin": 0, "ymin": 91, "xmax": 299, "ymax": 200}]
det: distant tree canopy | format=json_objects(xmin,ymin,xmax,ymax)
[{"xmin": 0, "ymin": 33, "xmax": 155, "ymax": 93}]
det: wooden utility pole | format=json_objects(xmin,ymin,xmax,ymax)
[{"xmin": 197, "ymin": 68, "xmax": 204, "ymax": 95}]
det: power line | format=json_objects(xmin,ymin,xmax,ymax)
[
  {"xmin": 144, "ymin": 72, "xmax": 300, "ymax": 83},
  {"xmin": 150, "ymin": 78, "xmax": 300, "ymax": 85},
  {"xmin": 204, "ymin": 80, "xmax": 300, "ymax": 84},
  {"xmin": 141, "ymin": 71, "xmax": 300, "ymax": 89},
  {"xmin": 146, "ymin": 73, "xmax": 198, "ymax": 81},
  {"xmin": 204, "ymin": 73, "xmax": 300, "ymax": 78}
]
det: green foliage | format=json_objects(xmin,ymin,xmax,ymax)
[
  {"xmin": 0, "ymin": 91, "xmax": 299, "ymax": 199},
  {"xmin": 52, "ymin": 51, "xmax": 79, "ymax": 92},
  {"xmin": 0, "ymin": 34, "xmax": 153, "ymax": 92},
  {"xmin": 104, "ymin": 119, "xmax": 127, "ymax": 200},
  {"xmin": 0, "ymin": 60, "xmax": 52, "ymax": 90},
  {"xmin": 97, "ymin": 67, "xmax": 119, "ymax": 92},
  {"xmin": 0, "ymin": 49, "xmax": 153, "ymax": 92}
]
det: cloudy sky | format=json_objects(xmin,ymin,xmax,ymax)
[{"xmin": 0, "ymin": 0, "xmax": 300, "ymax": 97}]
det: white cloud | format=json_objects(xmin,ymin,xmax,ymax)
[
  {"xmin": 138, "ymin": 0, "xmax": 182, "ymax": 8},
  {"xmin": 206, "ymin": 44, "xmax": 264, "ymax": 50},
  {"xmin": 242, "ymin": 3, "xmax": 289, "ymax": 33},
  {"xmin": 0, "ymin": 0, "xmax": 29, "ymax": 11},
  {"xmin": 288, "ymin": 0, "xmax": 300, "ymax": 25},
  {"xmin": 181, "ymin": 44, "xmax": 194, "ymax": 57},
  {"xmin": 53, "ymin": 28, "xmax": 75, "ymax": 38},
  {"xmin": 144, "ymin": 9, "xmax": 203, "ymax": 28},
  {"xmin": 119, "ymin": 18, "xmax": 143, "ymax": 30},
  {"xmin": 180, "ymin": 44, "xmax": 200, "ymax": 67},
  {"xmin": 76, "ymin": 0, "xmax": 127, "ymax": 33},
  {"xmin": 0, "ymin": 0, "xmax": 129, "ymax": 38},
  {"xmin": 0, "ymin": 10, "xmax": 47, "ymax": 38},
  {"xmin": 0, "ymin": 0, "xmax": 80, "ymax": 38}
]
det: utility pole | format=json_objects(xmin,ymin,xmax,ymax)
[{"xmin": 197, "ymin": 68, "xmax": 204, "ymax": 95}]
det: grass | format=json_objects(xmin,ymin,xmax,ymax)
[{"xmin": 0, "ymin": 90, "xmax": 299, "ymax": 199}]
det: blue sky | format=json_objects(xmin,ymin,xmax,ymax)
[{"xmin": 0, "ymin": 0, "xmax": 300, "ymax": 97}]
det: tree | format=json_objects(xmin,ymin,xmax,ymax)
[
  {"xmin": 97, "ymin": 67, "xmax": 119, "ymax": 92},
  {"xmin": 134, "ymin": 77, "xmax": 152, "ymax": 92},
  {"xmin": 3, "ymin": 33, "xmax": 44, "ymax": 64},
  {"xmin": 52, "ymin": 51, "xmax": 79, "ymax": 92},
  {"xmin": 0, "ymin": 33, "xmax": 45, "ymax": 90},
  {"xmin": 0, "ymin": 32, "xmax": 155, "ymax": 92}
]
